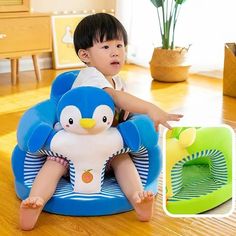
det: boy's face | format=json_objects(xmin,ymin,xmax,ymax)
[{"xmin": 80, "ymin": 39, "xmax": 126, "ymax": 78}]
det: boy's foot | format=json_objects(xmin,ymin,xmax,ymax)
[
  {"xmin": 19, "ymin": 196, "xmax": 45, "ymax": 230},
  {"xmin": 132, "ymin": 191, "xmax": 154, "ymax": 222}
]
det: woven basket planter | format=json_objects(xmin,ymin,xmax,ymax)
[{"xmin": 150, "ymin": 47, "xmax": 191, "ymax": 82}]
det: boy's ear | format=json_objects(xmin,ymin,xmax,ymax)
[{"xmin": 78, "ymin": 49, "xmax": 90, "ymax": 63}]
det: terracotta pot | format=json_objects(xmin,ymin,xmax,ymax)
[{"xmin": 150, "ymin": 47, "xmax": 191, "ymax": 82}]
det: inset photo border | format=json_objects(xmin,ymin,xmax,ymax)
[{"xmin": 162, "ymin": 125, "xmax": 235, "ymax": 217}]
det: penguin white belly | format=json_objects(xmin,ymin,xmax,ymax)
[{"xmin": 50, "ymin": 128, "xmax": 124, "ymax": 193}]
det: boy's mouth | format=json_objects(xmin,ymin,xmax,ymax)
[{"xmin": 110, "ymin": 61, "xmax": 120, "ymax": 65}]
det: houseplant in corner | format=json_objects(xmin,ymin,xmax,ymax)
[{"xmin": 149, "ymin": 0, "xmax": 190, "ymax": 82}]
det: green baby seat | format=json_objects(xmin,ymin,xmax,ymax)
[{"xmin": 165, "ymin": 126, "xmax": 233, "ymax": 214}]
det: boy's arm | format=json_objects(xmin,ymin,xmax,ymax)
[{"xmin": 104, "ymin": 88, "xmax": 183, "ymax": 130}]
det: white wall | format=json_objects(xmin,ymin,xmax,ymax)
[
  {"xmin": 116, "ymin": 0, "xmax": 236, "ymax": 78},
  {"xmin": 31, "ymin": 0, "xmax": 115, "ymax": 13},
  {"xmin": 0, "ymin": 0, "xmax": 116, "ymax": 74}
]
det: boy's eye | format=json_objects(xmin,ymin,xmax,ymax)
[
  {"xmin": 102, "ymin": 45, "xmax": 109, "ymax": 49},
  {"xmin": 117, "ymin": 44, "xmax": 123, "ymax": 48}
]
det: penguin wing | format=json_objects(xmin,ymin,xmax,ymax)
[{"xmin": 117, "ymin": 121, "xmax": 141, "ymax": 152}]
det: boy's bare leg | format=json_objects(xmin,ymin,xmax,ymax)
[
  {"xmin": 111, "ymin": 153, "xmax": 154, "ymax": 221},
  {"xmin": 19, "ymin": 160, "xmax": 67, "ymax": 230}
]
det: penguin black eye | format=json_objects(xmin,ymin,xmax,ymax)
[
  {"xmin": 102, "ymin": 116, "xmax": 107, "ymax": 122},
  {"xmin": 69, "ymin": 118, "xmax": 73, "ymax": 124}
]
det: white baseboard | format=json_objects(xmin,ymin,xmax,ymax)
[{"xmin": 0, "ymin": 56, "xmax": 52, "ymax": 74}]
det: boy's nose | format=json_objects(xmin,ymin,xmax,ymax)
[{"xmin": 111, "ymin": 49, "xmax": 118, "ymax": 57}]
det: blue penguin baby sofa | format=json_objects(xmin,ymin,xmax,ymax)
[{"xmin": 12, "ymin": 70, "xmax": 162, "ymax": 216}]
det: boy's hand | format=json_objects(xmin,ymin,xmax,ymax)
[
  {"xmin": 123, "ymin": 111, "xmax": 130, "ymax": 121},
  {"xmin": 147, "ymin": 105, "xmax": 183, "ymax": 131}
]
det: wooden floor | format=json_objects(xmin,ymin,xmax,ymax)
[{"xmin": 0, "ymin": 64, "xmax": 236, "ymax": 235}]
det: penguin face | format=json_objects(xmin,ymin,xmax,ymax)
[
  {"xmin": 57, "ymin": 87, "xmax": 115, "ymax": 134},
  {"xmin": 60, "ymin": 104, "xmax": 114, "ymax": 135}
]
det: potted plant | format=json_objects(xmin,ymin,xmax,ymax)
[{"xmin": 149, "ymin": 0, "xmax": 191, "ymax": 82}]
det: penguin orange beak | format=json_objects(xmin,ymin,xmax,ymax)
[{"xmin": 80, "ymin": 118, "xmax": 96, "ymax": 129}]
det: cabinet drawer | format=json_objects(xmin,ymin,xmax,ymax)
[{"xmin": 0, "ymin": 16, "xmax": 51, "ymax": 55}]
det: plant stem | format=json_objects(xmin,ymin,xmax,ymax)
[
  {"xmin": 166, "ymin": 0, "xmax": 168, "ymax": 27},
  {"xmin": 171, "ymin": 3, "xmax": 179, "ymax": 49},
  {"xmin": 156, "ymin": 7, "xmax": 163, "ymax": 44},
  {"xmin": 170, "ymin": 0, "xmax": 174, "ymax": 18},
  {"xmin": 166, "ymin": 0, "xmax": 170, "ymax": 49},
  {"xmin": 161, "ymin": 0, "xmax": 167, "ymax": 49}
]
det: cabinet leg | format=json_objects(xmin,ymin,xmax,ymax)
[
  {"xmin": 10, "ymin": 58, "xmax": 17, "ymax": 85},
  {"xmin": 16, "ymin": 58, "xmax": 19, "ymax": 76},
  {"xmin": 32, "ymin": 55, "xmax": 41, "ymax": 82}
]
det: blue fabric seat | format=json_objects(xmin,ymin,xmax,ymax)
[{"xmin": 12, "ymin": 70, "xmax": 162, "ymax": 216}]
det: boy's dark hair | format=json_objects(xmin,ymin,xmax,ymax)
[{"xmin": 74, "ymin": 13, "xmax": 128, "ymax": 54}]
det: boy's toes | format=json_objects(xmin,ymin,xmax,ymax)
[
  {"xmin": 147, "ymin": 191, "xmax": 154, "ymax": 198},
  {"xmin": 21, "ymin": 197, "xmax": 44, "ymax": 209},
  {"xmin": 138, "ymin": 192, "xmax": 145, "ymax": 201}
]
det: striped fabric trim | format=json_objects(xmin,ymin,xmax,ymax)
[
  {"xmin": 39, "ymin": 149, "xmax": 68, "ymax": 160},
  {"xmin": 169, "ymin": 149, "xmax": 228, "ymax": 202},
  {"xmin": 24, "ymin": 146, "xmax": 149, "ymax": 200},
  {"xmin": 131, "ymin": 147, "xmax": 149, "ymax": 185},
  {"xmin": 24, "ymin": 152, "xmax": 47, "ymax": 183}
]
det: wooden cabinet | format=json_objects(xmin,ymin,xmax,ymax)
[
  {"xmin": 0, "ymin": 0, "xmax": 30, "ymax": 13},
  {"xmin": 0, "ymin": 12, "xmax": 52, "ymax": 85}
]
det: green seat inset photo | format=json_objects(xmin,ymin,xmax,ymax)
[{"xmin": 165, "ymin": 126, "xmax": 233, "ymax": 215}]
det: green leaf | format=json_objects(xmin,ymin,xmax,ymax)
[
  {"xmin": 172, "ymin": 127, "xmax": 183, "ymax": 138},
  {"xmin": 175, "ymin": 0, "xmax": 187, "ymax": 4},
  {"xmin": 150, "ymin": 0, "xmax": 164, "ymax": 8}
]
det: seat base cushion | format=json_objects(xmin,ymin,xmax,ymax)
[{"xmin": 12, "ymin": 145, "xmax": 159, "ymax": 216}]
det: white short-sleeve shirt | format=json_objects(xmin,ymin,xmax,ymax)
[{"xmin": 72, "ymin": 67, "xmax": 125, "ymax": 91}]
